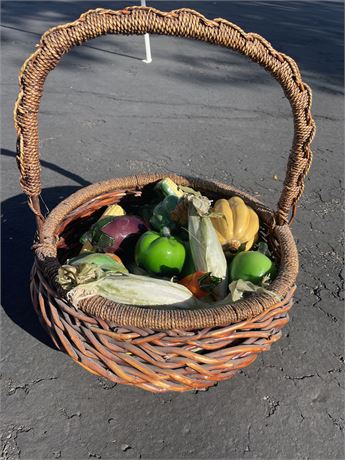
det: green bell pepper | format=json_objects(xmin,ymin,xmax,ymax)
[
  {"xmin": 135, "ymin": 230, "xmax": 186, "ymax": 276},
  {"xmin": 230, "ymin": 251, "xmax": 277, "ymax": 284}
]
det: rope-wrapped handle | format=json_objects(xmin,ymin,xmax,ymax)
[{"xmin": 14, "ymin": 6, "xmax": 315, "ymax": 231}]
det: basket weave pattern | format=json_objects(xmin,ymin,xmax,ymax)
[
  {"xmin": 31, "ymin": 264, "xmax": 293, "ymax": 392},
  {"xmin": 29, "ymin": 174, "xmax": 297, "ymax": 392},
  {"xmin": 14, "ymin": 7, "xmax": 315, "ymax": 392}
]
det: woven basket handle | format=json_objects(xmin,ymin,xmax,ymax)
[{"xmin": 15, "ymin": 6, "xmax": 315, "ymax": 233}]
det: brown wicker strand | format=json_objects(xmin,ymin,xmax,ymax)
[{"xmin": 31, "ymin": 262, "xmax": 292, "ymax": 393}]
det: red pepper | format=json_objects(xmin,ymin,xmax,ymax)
[{"xmin": 179, "ymin": 271, "xmax": 222, "ymax": 299}]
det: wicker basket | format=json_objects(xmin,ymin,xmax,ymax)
[{"xmin": 15, "ymin": 6, "xmax": 315, "ymax": 393}]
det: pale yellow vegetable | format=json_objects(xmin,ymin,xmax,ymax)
[
  {"xmin": 98, "ymin": 204, "xmax": 125, "ymax": 221},
  {"xmin": 67, "ymin": 272, "xmax": 200, "ymax": 308},
  {"xmin": 211, "ymin": 197, "xmax": 259, "ymax": 252}
]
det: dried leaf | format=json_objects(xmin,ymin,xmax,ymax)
[
  {"xmin": 226, "ymin": 279, "xmax": 282, "ymax": 303},
  {"xmin": 178, "ymin": 185, "xmax": 202, "ymax": 197},
  {"xmin": 186, "ymin": 194, "xmax": 211, "ymax": 216}
]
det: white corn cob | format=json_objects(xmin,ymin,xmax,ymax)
[{"xmin": 68, "ymin": 273, "xmax": 199, "ymax": 308}]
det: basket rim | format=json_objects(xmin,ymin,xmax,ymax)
[{"xmin": 34, "ymin": 173, "xmax": 299, "ymax": 330}]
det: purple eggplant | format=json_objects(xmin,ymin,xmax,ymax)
[{"xmin": 92, "ymin": 215, "xmax": 148, "ymax": 253}]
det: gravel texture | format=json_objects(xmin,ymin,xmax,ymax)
[{"xmin": 1, "ymin": 1, "xmax": 344, "ymax": 459}]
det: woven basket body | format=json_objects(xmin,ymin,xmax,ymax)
[{"xmin": 15, "ymin": 7, "xmax": 315, "ymax": 392}]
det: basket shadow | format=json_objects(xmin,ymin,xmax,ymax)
[
  {"xmin": 1, "ymin": 185, "xmax": 84, "ymax": 349},
  {"xmin": 1, "ymin": 150, "xmax": 91, "ymax": 349},
  {"xmin": 1, "ymin": 24, "xmax": 142, "ymax": 63}
]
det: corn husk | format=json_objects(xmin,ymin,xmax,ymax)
[
  {"xmin": 57, "ymin": 254, "xmax": 127, "ymax": 291},
  {"xmin": 66, "ymin": 271, "xmax": 199, "ymax": 308},
  {"xmin": 57, "ymin": 264, "xmax": 105, "ymax": 291},
  {"xmin": 227, "ymin": 279, "xmax": 282, "ymax": 302},
  {"xmin": 202, "ymin": 278, "xmax": 282, "ymax": 307},
  {"xmin": 187, "ymin": 195, "xmax": 228, "ymax": 299}
]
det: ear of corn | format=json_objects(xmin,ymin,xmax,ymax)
[
  {"xmin": 67, "ymin": 272, "xmax": 199, "ymax": 308},
  {"xmin": 155, "ymin": 178, "xmax": 184, "ymax": 198},
  {"xmin": 187, "ymin": 195, "xmax": 228, "ymax": 300}
]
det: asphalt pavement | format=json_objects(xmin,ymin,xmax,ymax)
[{"xmin": 1, "ymin": 1, "xmax": 344, "ymax": 459}]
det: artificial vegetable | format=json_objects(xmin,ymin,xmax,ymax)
[
  {"xmin": 68, "ymin": 252, "xmax": 127, "ymax": 272},
  {"xmin": 57, "ymin": 254, "xmax": 127, "ymax": 292},
  {"xmin": 135, "ymin": 230, "xmax": 186, "ymax": 276},
  {"xmin": 84, "ymin": 215, "xmax": 148, "ymax": 253},
  {"xmin": 65, "ymin": 270, "xmax": 199, "ymax": 308},
  {"xmin": 80, "ymin": 205, "xmax": 126, "ymax": 246},
  {"xmin": 98, "ymin": 204, "xmax": 125, "ymax": 220},
  {"xmin": 155, "ymin": 178, "xmax": 184, "ymax": 198},
  {"xmin": 230, "ymin": 251, "xmax": 277, "ymax": 284},
  {"xmin": 211, "ymin": 197, "xmax": 259, "ymax": 252},
  {"xmin": 150, "ymin": 195, "xmax": 180, "ymax": 233},
  {"xmin": 179, "ymin": 271, "xmax": 222, "ymax": 299},
  {"xmin": 187, "ymin": 194, "xmax": 228, "ymax": 299}
]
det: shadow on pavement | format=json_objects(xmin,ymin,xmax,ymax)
[
  {"xmin": 1, "ymin": 1, "xmax": 343, "ymax": 93},
  {"xmin": 1, "ymin": 149, "xmax": 89, "ymax": 349},
  {"xmin": 1, "ymin": 24, "xmax": 142, "ymax": 62},
  {"xmin": 1, "ymin": 148, "xmax": 91, "ymax": 188}
]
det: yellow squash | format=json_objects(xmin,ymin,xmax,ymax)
[{"xmin": 211, "ymin": 197, "xmax": 259, "ymax": 252}]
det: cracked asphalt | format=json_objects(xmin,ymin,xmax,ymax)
[{"xmin": 1, "ymin": 1, "xmax": 344, "ymax": 459}]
